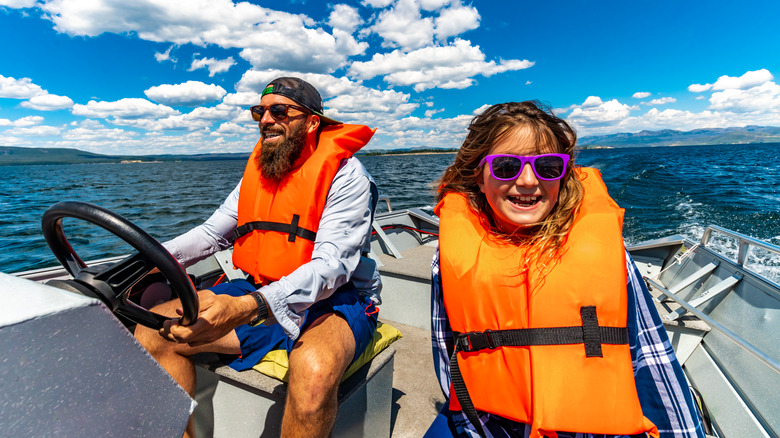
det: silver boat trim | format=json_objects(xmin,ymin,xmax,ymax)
[
  {"xmin": 702, "ymin": 225, "xmax": 780, "ymax": 267},
  {"xmin": 644, "ymin": 276, "xmax": 780, "ymax": 377}
]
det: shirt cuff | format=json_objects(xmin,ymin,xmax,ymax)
[{"xmin": 259, "ymin": 282, "xmax": 304, "ymax": 340}]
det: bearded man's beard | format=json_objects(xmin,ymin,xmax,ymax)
[{"xmin": 256, "ymin": 120, "xmax": 307, "ymax": 182}]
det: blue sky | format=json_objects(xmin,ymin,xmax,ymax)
[{"xmin": 1, "ymin": 0, "xmax": 779, "ymax": 155}]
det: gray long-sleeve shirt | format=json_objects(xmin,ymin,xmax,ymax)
[{"xmin": 163, "ymin": 157, "xmax": 382, "ymax": 340}]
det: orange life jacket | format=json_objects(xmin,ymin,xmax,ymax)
[
  {"xmin": 232, "ymin": 124, "xmax": 375, "ymax": 285},
  {"xmin": 435, "ymin": 168, "xmax": 658, "ymax": 438}
]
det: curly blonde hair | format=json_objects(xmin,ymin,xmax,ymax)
[{"xmin": 437, "ymin": 101, "xmax": 584, "ymax": 262}]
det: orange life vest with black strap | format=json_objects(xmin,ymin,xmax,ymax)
[
  {"xmin": 435, "ymin": 168, "xmax": 658, "ymax": 438},
  {"xmin": 232, "ymin": 124, "xmax": 375, "ymax": 285}
]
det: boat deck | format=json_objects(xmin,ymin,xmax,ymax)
[{"xmin": 380, "ymin": 319, "xmax": 445, "ymax": 437}]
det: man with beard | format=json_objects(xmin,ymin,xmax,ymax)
[{"xmin": 134, "ymin": 77, "xmax": 381, "ymax": 438}]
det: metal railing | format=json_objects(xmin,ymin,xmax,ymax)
[
  {"xmin": 701, "ymin": 225, "xmax": 780, "ymax": 267},
  {"xmin": 377, "ymin": 195, "xmax": 393, "ymax": 212}
]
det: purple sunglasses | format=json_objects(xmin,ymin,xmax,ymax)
[{"xmin": 478, "ymin": 153, "xmax": 570, "ymax": 181}]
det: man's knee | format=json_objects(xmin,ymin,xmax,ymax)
[
  {"xmin": 289, "ymin": 345, "xmax": 345, "ymax": 393},
  {"xmin": 134, "ymin": 324, "xmax": 166, "ymax": 359},
  {"xmin": 133, "ymin": 299, "xmax": 181, "ymax": 355}
]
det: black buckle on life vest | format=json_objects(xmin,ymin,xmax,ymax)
[{"xmin": 456, "ymin": 329, "xmax": 494, "ymax": 353}]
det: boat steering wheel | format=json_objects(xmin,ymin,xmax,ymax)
[{"xmin": 41, "ymin": 201, "xmax": 198, "ymax": 330}]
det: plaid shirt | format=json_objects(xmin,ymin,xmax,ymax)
[{"xmin": 430, "ymin": 247, "xmax": 705, "ymax": 438}]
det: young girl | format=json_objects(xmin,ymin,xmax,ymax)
[{"xmin": 425, "ymin": 101, "xmax": 705, "ymax": 438}]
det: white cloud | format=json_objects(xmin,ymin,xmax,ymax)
[
  {"xmin": 326, "ymin": 86, "xmax": 418, "ymax": 121},
  {"xmin": 712, "ymin": 68, "xmax": 774, "ymax": 90},
  {"xmin": 709, "ymin": 81, "xmax": 780, "ymax": 112},
  {"xmin": 419, "ymin": 0, "xmax": 452, "ymax": 10},
  {"xmin": 688, "ymin": 69, "xmax": 774, "ymax": 94},
  {"xmin": 54, "ymin": 121, "xmax": 143, "ymax": 154},
  {"xmin": 688, "ymin": 83, "xmax": 712, "ymax": 93},
  {"xmin": 424, "ymin": 108, "xmax": 444, "ymax": 117},
  {"xmin": 236, "ymin": 70, "xmax": 359, "ymax": 100},
  {"xmin": 144, "ymin": 81, "xmax": 227, "ymax": 106},
  {"xmin": 155, "ymin": 45, "xmax": 176, "ymax": 63},
  {"xmin": 434, "ymin": 4, "xmax": 479, "ymax": 41},
  {"xmin": 72, "ymin": 98, "xmax": 180, "ymax": 119},
  {"xmin": 189, "ymin": 56, "xmax": 236, "ymax": 76},
  {"xmin": 566, "ymin": 97, "xmax": 633, "ymax": 128},
  {"xmin": 239, "ymin": 71, "xmax": 431, "ymax": 138},
  {"xmin": 214, "ymin": 121, "xmax": 255, "ymax": 136},
  {"xmin": 643, "ymin": 97, "xmax": 676, "ymax": 106},
  {"xmin": 62, "ymin": 125, "xmax": 138, "ymax": 142},
  {"xmin": 6, "ymin": 125, "xmax": 62, "ymax": 136},
  {"xmin": 349, "ymin": 38, "xmax": 533, "ymax": 91},
  {"xmin": 472, "ymin": 104, "xmax": 491, "ymax": 115},
  {"xmin": 361, "ymin": 0, "xmax": 394, "ymax": 8},
  {"xmin": 576, "ymin": 106, "xmax": 780, "ymax": 137},
  {"xmin": 581, "ymin": 96, "xmax": 604, "ymax": 107},
  {"xmin": 0, "ymin": 135, "xmax": 26, "ymax": 146},
  {"xmin": 577, "ymin": 108, "xmax": 720, "ymax": 136},
  {"xmin": 11, "ymin": 115, "xmax": 45, "ymax": 127},
  {"xmin": 237, "ymin": 26, "xmax": 367, "ymax": 73},
  {"xmin": 21, "ymin": 94, "xmax": 75, "ymax": 110},
  {"xmin": 371, "ymin": 111, "xmax": 473, "ymax": 150},
  {"xmin": 366, "ymin": 0, "xmax": 478, "ymax": 49},
  {"xmin": 328, "ymin": 4, "xmax": 363, "ymax": 33},
  {"xmin": 370, "ymin": 0, "xmax": 435, "ymax": 50},
  {"xmin": 0, "ymin": 0, "xmax": 37, "ymax": 7},
  {"xmin": 222, "ymin": 91, "xmax": 263, "ymax": 108},
  {"xmin": 40, "ymin": 0, "xmax": 366, "ymax": 74},
  {"xmin": 105, "ymin": 104, "xmax": 241, "ymax": 132},
  {"xmin": 0, "ymin": 75, "xmax": 46, "ymax": 99},
  {"xmin": 632, "ymin": 91, "xmax": 651, "ymax": 99}
]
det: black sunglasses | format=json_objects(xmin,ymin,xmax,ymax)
[{"xmin": 250, "ymin": 104, "xmax": 310, "ymax": 122}]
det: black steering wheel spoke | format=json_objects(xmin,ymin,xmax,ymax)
[
  {"xmin": 115, "ymin": 301, "xmax": 171, "ymax": 329},
  {"xmin": 93, "ymin": 252, "xmax": 154, "ymax": 296},
  {"xmin": 73, "ymin": 252, "xmax": 155, "ymax": 310},
  {"xmin": 41, "ymin": 201, "xmax": 199, "ymax": 330}
]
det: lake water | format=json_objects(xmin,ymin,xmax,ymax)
[{"xmin": 1, "ymin": 143, "xmax": 779, "ymax": 282}]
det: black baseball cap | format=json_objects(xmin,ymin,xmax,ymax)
[{"xmin": 261, "ymin": 77, "xmax": 342, "ymax": 125}]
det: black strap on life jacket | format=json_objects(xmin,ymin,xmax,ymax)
[
  {"xmin": 232, "ymin": 214, "xmax": 317, "ymax": 243},
  {"xmin": 449, "ymin": 306, "xmax": 629, "ymax": 437}
]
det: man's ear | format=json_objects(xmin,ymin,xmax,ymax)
[{"xmin": 307, "ymin": 114, "xmax": 321, "ymax": 134}]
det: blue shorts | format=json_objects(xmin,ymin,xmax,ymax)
[{"xmin": 210, "ymin": 279, "xmax": 378, "ymax": 372}]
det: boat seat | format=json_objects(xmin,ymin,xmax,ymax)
[
  {"xmin": 192, "ymin": 346, "xmax": 396, "ymax": 437},
  {"xmin": 377, "ymin": 244, "xmax": 436, "ymax": 281},
  {"xmin": 665, "ymin": 273, "xmax": 742, "ymax": 321},
  {"xmin": 655, "ymin": 260, "xmax": 719, "ymax": 303}
]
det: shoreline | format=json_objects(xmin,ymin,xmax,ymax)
[{"xmin": 362, "ymin": 151, "xmax": 457, "ymax": 157}]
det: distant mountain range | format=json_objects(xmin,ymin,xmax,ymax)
[
  {"xmin": 578, "ymin": 125, "xmax": 780, "ymax": 148},
  {"xmin": 0, "ymin": 146, "xmax": 250, "ymax": 165},
  {"xmin": 3, "ymin": 125, "xmax": 779, "ymax": 164}
]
